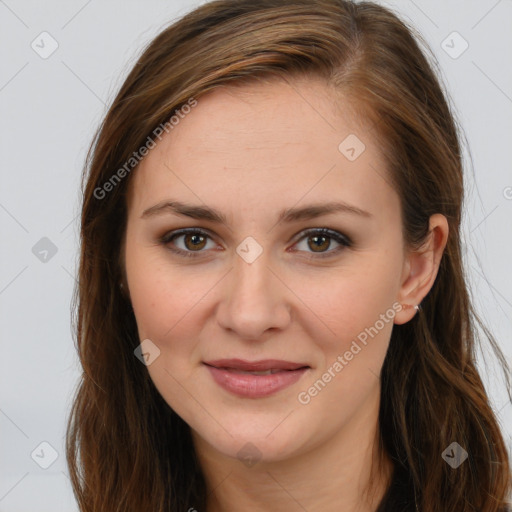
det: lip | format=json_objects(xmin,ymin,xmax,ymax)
[
  {"xmin": 204, "ymin": 358, "xmax": 309, "ymax": 371},
  {"xmin": 203, "ymin": 359, "xmax": 311, "ymax": 398}
]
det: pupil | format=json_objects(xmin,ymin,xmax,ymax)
[
  {"xmin": 309, "ymin": 235, "xmax": 329, "ymax": 252},
  {"xmin": 186, "ymin": 234, "xmax": 206, "ymax": 250}
]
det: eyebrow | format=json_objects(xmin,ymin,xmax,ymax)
[{"xmin": 141, "ymin": 200, "xmax": 372, "ymax": 223}]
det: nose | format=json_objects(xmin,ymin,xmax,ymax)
[{"xmin": 216, "ymin": 249, "xmax": 292, "ymax": 341}]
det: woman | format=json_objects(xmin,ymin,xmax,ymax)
[{"xmin": 66, "ymin": 0, "xmax": 512, "ymax": 510}]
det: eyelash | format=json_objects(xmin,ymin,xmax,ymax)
[{"xmin": 159, "ymin": 227, "xmax": 352, "ymax": 259}]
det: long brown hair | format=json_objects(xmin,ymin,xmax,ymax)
[{"xmin": 66, "ymin": 1, "xmax": 512, "ymax": 510}]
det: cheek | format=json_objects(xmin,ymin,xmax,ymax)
[
  {"xmin": 294, "ymin": 276, "xmax": 396, "ymax": 421},
  {"xmin": 125, "ymin": 241, "xmax": 182, "ymax": 342},
  {"xmin": 294, "ymin": 252, "xmax": 401, "ymax": 405},
  {"xmin": 304, "ymin": 256, "xmax": 401, "ymax": 348},
  {"xmin": 125, "ymin": 241, "xmax": 219, "ymax": 369}
]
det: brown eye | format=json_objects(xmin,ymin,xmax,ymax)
[
  {"xmin": 293, "ymin": 228, "xmax": 351, "ymax": 257},
  {"xmin": 183, "ymin": 233, "xmax": 207, "ymax": 251},
  {"xmin": 160, "ymin": 228, "xmax": 216, "ymax": 257},
  {"xmin": 161, "ymin": 227, "xmax": 351, "ymax": 259},
  {"xmin": 307, "ymin": 234, "xmax": 331, "ymax": 252}
]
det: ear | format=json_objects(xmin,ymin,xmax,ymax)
[{"xmin": 394, "ymin": 214, "xmax": 449, "ymax": 325}]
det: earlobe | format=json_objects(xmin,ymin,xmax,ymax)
[{"xmin": 394, "ymin": 214, "xmax": 449, "ymax": 325}]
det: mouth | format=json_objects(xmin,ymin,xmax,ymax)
[
  {"xmin": 217, "ymin": 368, "xmax": 295, "ymax": 375},
  {"xmin": 203, "ymin": 358, "xmax": 311, "ymax": 372},
  {"xmin": 203, "ymin": 359, "xmax": 311, "ymax": 398}
]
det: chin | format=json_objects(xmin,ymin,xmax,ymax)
[{"xmin": 192, "ymin": 415, "xmax": 311, "ymax": 465}]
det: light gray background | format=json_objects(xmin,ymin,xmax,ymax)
[{"xmin": 1, "ymin": 1, "xmax": 511, "ymax": 510}]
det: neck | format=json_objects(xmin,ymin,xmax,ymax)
[{"xmin": 192, "ymin": 390, "xmax": 393, "ymax": 512}]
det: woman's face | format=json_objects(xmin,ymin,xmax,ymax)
[{"xmin": 124, "ymin": 77, "xmax": 410, "ymax": 463}]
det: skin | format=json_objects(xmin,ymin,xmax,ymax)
[{"xmin": 123, "ymin": 76, "xmax": 448, "ymax": 512}]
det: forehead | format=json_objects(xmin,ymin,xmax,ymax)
[{"xmin": 126, "ymin": 77, "xmax": 397, "ymax": 221}]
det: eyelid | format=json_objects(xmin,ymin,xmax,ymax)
[
  {"xmin": 159, "ymin": 228, "xmax": 215, "ymax": 254},
  {"xmin": 159, "ymin": 227, "xmax": 352, "ymax": 258},
  {"xmin": 287, "ymin": 228, "xmax": 351, "ymax": 259},
  {"xmin": 291, "ymin": 227, "xmax": 351, "ymax": 247}
]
